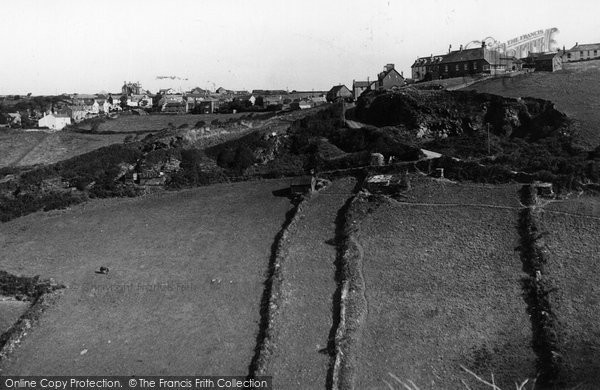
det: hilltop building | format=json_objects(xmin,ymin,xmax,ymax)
[
  {"xmin": 411, "ymin": 43, "xmax": 518, "ymax": 81},
  {"xmin": 377, "ymin": 64, "xmax": 405, "ymax": 90},
  {"xmin": 524, "ymin": 52, "xmax": 562, "ymax": 72},
  {"xmin": 561, "ymin": 42, "xmax": 600, "ymax": 62}
]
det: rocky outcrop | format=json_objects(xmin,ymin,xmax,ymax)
[{"xmin": 354, "ymin": 89, "xmax": 570, "ymax": 142}]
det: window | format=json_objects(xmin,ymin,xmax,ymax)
[
  {"xmin": 455, "ymin": 64, "xmax": 459, "ymax": 71},
  {"xmin": 595, "ymin": 50, "xmax": 598, "ymax": 56},
  {"xmin": 444, "ymin": 65, "xmax": 448, "ymax": 72},
  {"xmin": 580, "ymin": 51, "xmax": 584, "ymax": 57},
  {"xmin": 464, "ymin": 63, "xmax": 468, "ymax": 70},
  {"xmin": 473, "ymin": 62, "xmax": 478, "ymax": 70},
  {"xmin": 568, "ymin": 53, "xmax": 571, "ymax": 58}
]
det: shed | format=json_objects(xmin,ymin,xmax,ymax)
[{"xmin": 290, "ymin": 175, "xmax": 316, "ymax": 195}]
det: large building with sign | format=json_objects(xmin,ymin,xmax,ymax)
[{"xmin": 411, "ymin": 44, "xmax": 518, "ymax": 81}]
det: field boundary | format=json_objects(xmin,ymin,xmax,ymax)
[
  {"xmin": 517, "ymin": 185, "xmax": 562, "ymax": 387},
  {"xmin": 0, "ymin": 273, "xmax": 65, "ymax": 361},
  {"xmin": 247, "ymin": 196, "xmax": 309, "ymax": 377},
  {"xmin": 331, "ymin": 194, "xmax": 371, "ymax": 390}
]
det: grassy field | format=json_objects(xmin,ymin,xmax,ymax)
[
  {"xmin": 538, "ymin": 198, "xmax": 600, "ymax": 387},
  {"xmin": 0, "ymin": 299, "xmax": 29, "ymax": 334},
  {"xmin": 462, "ymin": 64, "xmax": 600, "ymax": 150},
  {"xmin": 96, "ymin": 113, "xmax": 251, "ymax": 133},
  {"xmin": 352, "ymin": 177, "xmax": 536, "ymax": 389},
  {"xmin": 0, "ymin": 179, "xmax": 293, "ymax": 375},
  {"xmin": 0, "ymin": 130, "xmax": 126, "ymax": 167}
]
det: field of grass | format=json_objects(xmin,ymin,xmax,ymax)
[
  {"xmin": 462, "ymin": 65, "xmax": 600, "ymax": 150},
  {"xmin": 0, "ymin": 299, "xmax": 29, "ymax": 334},
  {"xmin": 96, "ymin": 113, "xmax": 251, "ymax": 133},
  {"xmin": 352, "ymin": 177, "xmax": 536, "ymax": 389},
  {"xmin": 538, "ymin": 198, "xmax": 600, "ymax": 387},
  {"xmin": 0, "ymin": 179, "xmax": 293, "ymax": 375},
  {"xmin": 0, "ymin": 130, "xmax": 126, "ymax": 168}
]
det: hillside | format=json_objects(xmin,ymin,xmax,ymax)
[
  {"xmin": 0, "ymin": 179, "xmax": 293, "ymax": 375},
  {"xmin": 462, "ymin": 65, "xmax": 600, "ymax": 150},
  {"xmin": 0, "ymin": 130, "xmax": 126, "ymax": 168}
]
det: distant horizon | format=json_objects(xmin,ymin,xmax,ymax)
[{"xmin": 1, "ymin": 0, "xmax": 598, "ymax": 95}]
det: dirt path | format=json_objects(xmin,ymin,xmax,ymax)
[{"xmin": 266, "ymin": 178, "xmax": 356, "ymax": 389}]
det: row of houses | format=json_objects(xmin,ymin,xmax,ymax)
[{"xmin": 410, "ymin": 41, "xmax": 600, "ymax": 82}]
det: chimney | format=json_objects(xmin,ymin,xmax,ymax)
[
  {"xmin": 481, "ymin": 41, "xmax": 486, "ymax": 48},
  {"xmin": 459, "ymin": 44, "xmax": 463, "ymax": 51},
  {"xmin": 576, "ymin": 42, "xmax": 578, "ymax": 46},
  {"xmin": 449, "ymin": 44, "xmax": 452, "ymax": 53},
  {"xmin": 385, "ymin": 63, "xmax": 395, "ymax": 72}
]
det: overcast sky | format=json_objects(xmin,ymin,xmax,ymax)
[{"xmin": 1, "ymin": 0, "xmax": 598, "ymax": 95}]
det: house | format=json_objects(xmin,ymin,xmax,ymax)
[
  {"xmin": 352, "ymin": 80, "xmax": 374, "ymax": 100},
  {"xmin": 411, "ymin": 44, "xmax": 518, "ymax": 81},
  {"xmin": 129, "ymin": 94, "xmax": 153, "ymax": 108},
  {"xmin": 442, "ymin": 44, "xmax": 515, "ymax": 79},
  {"xmin": 216, "ymin": 87, "xmax": 229, "ymax": 95},
  {"xmin": 561, "ymin": 42, "xmax": 600, "ymax": 62},
  {"xmin": 524, "ymin": 52, "xmax": 562, "ymax": 72},
  {"xmin": 7, "ymin": 112, "xmax": 21, "ymax": 127},
  {"xmin": 326, "ymin": 85, "xmax": 352, "ymax": 102},
  {"xmin": 159, "ymin": 88, "xmax": 177, "ymax": 95},
  {"xmin": 298, "ymin": 99, "xmax": 312, "ymax": 109},
  {"xmin": 189, "ymin": 87, "xmax": 206, "ymax": 95},
  {"xmin": 264, "ymin": 95, "xmax": 283, "ymax": 107},
  {"xmin": 122, "ymin": 81, "xmax": 143, "ymax": 95},
  {"xmin": 38, "ymin": 113, "xmax": 71, "ymax": 131},
  {"xmin": 377, "ymin": 64, "xmax": 405, "ymax": 90},
  {"xmin": 197, "ymin": 98, "xmax": 219, "ymax": 114},
  {"xmin": 411, "ymin": 55, "xmax": 445, "ymax": 81},
  {"xmin": 162, "ymin": 102, "xmax": 186, "ymax": 113}
]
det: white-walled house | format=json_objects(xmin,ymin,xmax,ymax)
[{"xmin": 38, "ymin": 113, "xmax": 71, "ymax": 131}]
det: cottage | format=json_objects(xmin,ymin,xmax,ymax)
[
  {"xmin": 38, "ymin": 113, "xmax": 71, "ymax": 131},
  {"xmin": 326, "ymin": 85, "xmax": 352, "ymax": 102},
  {"xmin": 352, "ymin": 80, "xmax": 374, "ymax": 100},
  {"xmin": 377, "ymin": 64, "xmax": 405, "ymax": 90},
  {"xmin": 524, "ymin": 52, "xmax": 562, "ymax": 72},
  {"xmin": 159, "ymin": 88, "xmax": 177, "ymax": 95},
  {"xmin": 561, "ymin": 42, "xmax": 600, "ymax": 62}
]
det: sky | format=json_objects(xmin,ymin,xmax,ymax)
[{"xmin": 0, "ymin": 0, "xmax": 598, "ymax": 95}]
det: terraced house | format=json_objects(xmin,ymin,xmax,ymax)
[
  {"xmin": 561, "ymin": 42, "xmax": 600, "ymax": 62},
  {"xmin": 411, "ymin": 43, "xmax": 518, "ymax": 81}
]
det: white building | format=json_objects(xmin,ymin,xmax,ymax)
[{"xmin": 38, "ymin": 113, "xmax": 71, "ymax": 131}]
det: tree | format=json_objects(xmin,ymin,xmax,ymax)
[{"xmin": 120, "ymin": 95, "xmax": 128, "ymax": 110}]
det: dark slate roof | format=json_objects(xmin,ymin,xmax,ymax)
[
  {"xmin": 570, "ymin": 43, "xmax": 600, "ymax": 51},
  {"xmin": 353, "ymin": 81, "xmax": 371, "ymax": 88},
  {"xmin": 440, "ymin": 48, "xmax": 485, "ymax": 63},
  {"xmin": 378, "ymin": 67, "xmax": 404, "ymax": 81},
  {"xmin": 530, "ymin": 52, "xmax": 560, "ymax": 61},
  {"xmin": 291, "ymin": 176, "xmax": 313, "ymax": 186},
  {"xmin": 411, "ymin": 55, "xmax": 445, "ymax": 67},
  {"xmin": 328, "ymin": 85, "xmax": 350, "ymax": 94}
]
